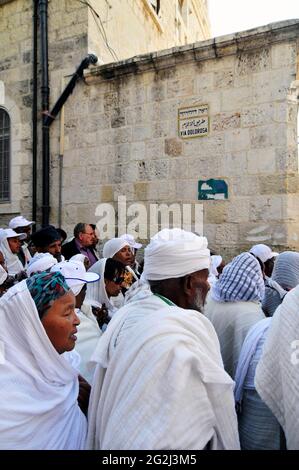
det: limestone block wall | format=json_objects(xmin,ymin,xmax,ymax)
[
  {"xmin": 53, "ymin": 20, "xmax": 299, "ymax": 257},
  {"xmin": 0, "ymin": 0, "xmax": 88, "ymax": 224}
]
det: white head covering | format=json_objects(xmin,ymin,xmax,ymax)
[
  {"xmin": 0, "ymin": 279, "xmax": 87, "ymax": 449},
  {"xmin": 69, "ymin": 254, "xmax": 89, "ymax": 264},
  {"xmin": 102, "ymin": 238, "xmax": 130, "ymax": 259},
  {"xmin": 26, "ymin": 253, "xmax": 58, "ymax": 277},
  {"xmin": 0, "ymin": 229, "xmax": 26, "ymax": 276},
  {"xmin": 249, "ymin": 244, "xmax": 276, "ymax": 263},
  {"xmin": 212, "ymin": 252, "xmax": 265, "ymax": 303},
  {"xmin": 85, "ymin": 258, "xmax": 114, "ymax": 312},
  {"xmin": 51, "ymin": 260, "xmax": 99, "ymax": 296},
  {"xmin": 119, "ymin": 234, "xmax": 142, "ymax": 249},
  {"xmin": 210, "ymin": 255, "xmax": 222, "ymax": 277},
  {"xmin": 141, "ymin": 228, "xmax": 210, "ymax": 281}
]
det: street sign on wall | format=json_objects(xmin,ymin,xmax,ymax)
[{"xmin": 178, "ymin": 104, "xmax": 209, "ymax": 139}]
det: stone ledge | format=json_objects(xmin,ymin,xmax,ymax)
[{"xmin": 85, "ymin": 19, "xmax": 299, "ymax": 84}]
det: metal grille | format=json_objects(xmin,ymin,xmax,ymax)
[{"xmin": 0, "ymin": 108, "xmax": 10, "ymax": 202}]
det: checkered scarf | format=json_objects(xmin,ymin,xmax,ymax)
[{"xmin": 211, "ymin": 252, "xmax": 265, "ymax": 302}]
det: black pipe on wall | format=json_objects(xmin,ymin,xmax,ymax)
[
  {"xmin": 39, "ymin": 0, "xmax": 50, "ymax": 227},
  {"xmin": 44, "ymin": 54, "xmax": 98, "ymax": 127},
  {"xmin": 32, "ymin": 0, "xmax": 38, "ymax": 227}
]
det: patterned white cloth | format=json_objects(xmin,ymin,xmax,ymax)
[
  {"xmin": 212, "ymin": 252, "xmax": 264, "ymax": 303},
  {"xmin": 256, "ymin": 284, "xmax": 299, "ymax": 449}
]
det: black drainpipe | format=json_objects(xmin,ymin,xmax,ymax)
[
  {"xmin": 32, "ymin": 0, "xmax": 38, "ymax": 227},
  {"xmin": 44, "ymin": 54, "xmax": 98, "ymax": 127},
  {"xmin": 39, "ymin": 0, "xmax": 50, "ymax": 227}
]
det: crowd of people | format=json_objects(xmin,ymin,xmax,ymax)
[{"xmin": 0, "ymin": 215, "xmax": 298, "ymax": 450}]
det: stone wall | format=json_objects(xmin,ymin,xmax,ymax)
[
  {"xmin": 0, "ymin": 0, "xmax": 88, "ymax": 224},
  {"xmin": 52, "ymin": 20, "xmax": 299, "ymax": 258},
  {"xmin": 0, "ymin": 0, "xmax": 210, "ymax": 227}
]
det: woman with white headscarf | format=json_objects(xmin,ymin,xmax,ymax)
[
  {"xmin": 0, "ymin": 271, "xmax": 87, "ymax": 449},
  {"xmin": 262, "ymin": 251, "xmax": 299, "ymax": 317},
  {"xmin": 75, "ymin": 258, "xmax": 126, "ymax": 384},
  {"xmin": 0, "ymin": 228, "xmax": 27, "ymax": 276},
  {"xmin": 204, "ymin": 252, "xmax": 265, "ymax": 378}
]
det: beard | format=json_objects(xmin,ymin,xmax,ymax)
[{"xmin": 189, "ymin": 289, "xmax": 206, "ymax": 313}]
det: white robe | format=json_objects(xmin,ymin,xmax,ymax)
[
  {"xmin": 86, "ymin": 284, "xmax": 240, "ymax": 450},
  {"xmin": 0, "ymin": 280, "xmax": 87, "ymax": 449},
  {"xmin": 204, "ymin": 295, "xmax": 265, "ymax": 378},
  {"xmin": 75, "ymin": 304, "xmax": 102, "ymax": 385},
  {"xmin": 255, "ymin": 284, "xmax": 299, "ymax": 449}
]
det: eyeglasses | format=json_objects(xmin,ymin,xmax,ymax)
[{"xmin": 111, "ymin": 276, "xmax": 124, "ymax": 285}]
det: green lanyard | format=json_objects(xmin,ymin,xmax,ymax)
[{"xmin": 154, "ymin": 293, "xmax": 176, "ymax": 306}]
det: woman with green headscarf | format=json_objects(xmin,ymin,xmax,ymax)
[{"xmin": 0, "ymin": 271, "xmax": 87, "ymax": 449}]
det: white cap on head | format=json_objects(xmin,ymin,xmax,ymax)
[
  {"xmin": 249, "ymin": 244, "xmax": 277, "ymax": 263},
  {"xmin": 9, "ymin": 216, "xmax": 35, "ymax": 229},
  {"xmin": 50, "ymin": 260, "xmax": 100, "ymax": 296},
  {"xmin": 141, "ymin": 228, "xmax": 210, "ymax": 281},
  {"xmin": 26, "ymin": 253, "xmax": 58, "ymax": 277},
  {"xmin": 1, "ymin": 228, "xmax": 27, "ymax": 241},
  {"xmin": 119, "ymin": 234, "xmax": 142, "ymax": 250}
]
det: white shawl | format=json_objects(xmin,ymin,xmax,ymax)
[
  {"xmin": 86, "ymin": 286, "xmax": 239, "ymax": 450},
  {"xmin": 204, "ymin": 295, "xmax": 265, "ymax": 378},
  {"xmin": 0, "ymin": 237, "xmax": 24, "ymax": 276},
  {"xmin": 75, "ymin": 305, "xmax": 102, "ymax": 385},
  {"xmin": 0, "ymin": 280, "xmax": 87, "ymax": 449},
  {"xmin": 255, "ymin": 284, "xmax": 299, "ymax": 449}
]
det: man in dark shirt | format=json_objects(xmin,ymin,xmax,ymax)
[{"xmin": 61, "ymin": 223, "xmax": 98, "ymax": 267}]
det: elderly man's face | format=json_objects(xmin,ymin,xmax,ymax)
[
  {"xmin": 79, "ymin": 225, "xmax": 94, "ymax": 248},
  {"xmin": 187, "ymin": 269, "xmax": 210, "ymax": 312}
]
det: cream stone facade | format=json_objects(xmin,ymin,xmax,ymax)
[
  {"xmin": 56, "ymin": 20, "xmax": 299, "ymax": 258},
  {"xmin": 0, "ymin": 0, "xmax": 210, "ymax": 224},
  {"xmin": 0, "ymin": 0, "xmax": 299, "ymax": 256}
]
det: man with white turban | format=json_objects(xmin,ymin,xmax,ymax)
[{"xmin": 87, "ymin": 228, "xmax": 239, "ymax": 450}]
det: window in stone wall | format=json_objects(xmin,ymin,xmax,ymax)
[
  {"xmin": 150, "ymin": 0, "xmax": 160, "ymax": 14},
  {"xmin": 0, "ymin": 108, "xmax": 10, "ymax": 202}
]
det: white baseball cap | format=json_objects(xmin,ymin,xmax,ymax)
[
  {"xmin": 50, "ymin": 260, "xmax": 100, "ymax": 295},
  {"xmin": 120, "ymin": 234, "xmax": 142, "ymax": 250},
  {"xmin": 249, "ymin": 244, "xmax": 277, "ymax": 263},
  {"xmin": 9, "ymin": 216, "xmax": 35, "ymax": 229},
  {"xmin": 1, "ymin": 228, "xmax": 27, "ymax": 241}
]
